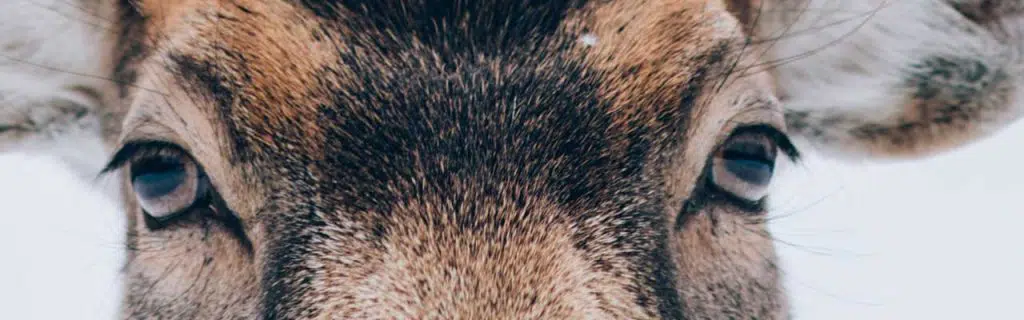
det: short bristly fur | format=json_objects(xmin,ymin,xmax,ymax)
[{"xmin": 1, "ymin": 0, "xmax": 1021, "ymax": 319}]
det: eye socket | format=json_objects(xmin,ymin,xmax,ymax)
[
  {"xmin": 710, "ymin": 130, "xmax": 781, "ymax": 201},
  {"xmin": 127, "ymin": 148, "xmax": 208, "ymax": 219}
]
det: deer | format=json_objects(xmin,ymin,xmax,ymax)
[{"xmin": 1, "ymin": 0, "xmax": 1021, "ymax": 318}]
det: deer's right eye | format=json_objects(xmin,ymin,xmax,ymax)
[
  {"xmin": 710, "ymin": 131, "xmax": 778, "ymax": 201},
  {"xmin": 706, "ymin": 124, "xmax": 798, "ymax": 208},
  {"xmin": 128, "ymin": 148, "xmax": 208, "ymax": 220}
]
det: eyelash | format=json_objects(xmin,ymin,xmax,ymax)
[
  {"xmin": 726, "ymin": 124, "xmax": 800, "ymax": 161},
  {"xmin": 101, "ymin": 140, "xmax": 195, "ymax": 175}
]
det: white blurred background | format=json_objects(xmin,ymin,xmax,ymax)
[
  {"xmin": 0, "ymin": 122, "xmax": 1021, "ymax": 319},
  {"xmin": 774, "ymin": 122, "xmax": 1024, "ymax": 319}
]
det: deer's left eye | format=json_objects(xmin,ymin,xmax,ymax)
[
  {"xmin": 129, "ymin": 150, "xmax": 208, "ymax": 220},
  {"xmin": 710, "ymin": 131, "xmax": 779, "ymax": 201}
]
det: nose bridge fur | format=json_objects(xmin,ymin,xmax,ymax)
[
  {"xmin": 325, "ymin": 190, "xmax": 618, "ymax": 318},
  {"xmin": 260, "ymin": 162, "xmax": 684, "ymax": 318},
  {"xmin": 256, "ymin": 54, "xmax": 687, "ymax": 317}
]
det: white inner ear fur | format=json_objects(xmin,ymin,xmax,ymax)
[
  {"xmin": 0, "ymin": 0, "xmax": 120, "ymax": 194},
  {"xmin": 755, "ymin": 0, "xmax": 1024, "ymax": 160}
]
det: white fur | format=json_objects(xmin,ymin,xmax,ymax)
[
  {"xmin": 758, "ymin": 0, "xmax": 1024, "ymax": 159},
  {"xmin": 0, "ymin": 0, "xmax": 118, "ymax": 192}
]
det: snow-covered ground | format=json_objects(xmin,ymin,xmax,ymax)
[{"xmin": 1, "ymin": 122, "xmax": 1022, "ymax": 319}]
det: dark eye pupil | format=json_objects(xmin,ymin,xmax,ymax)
[
  {"xmin": 722, "ymin": 141, "xmax": 775, "ymax": 185},
  {"xmin": 723, "ymin": 159, "xmax": 773, "ymax": 185},
  {"xmin": 132, "ymin": 158, "xmax": 186, "ymax": 199}
]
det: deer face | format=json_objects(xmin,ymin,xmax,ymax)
[{"xmin": 103, "ymin": 0, "xmax": 1024, "ymax": 318}]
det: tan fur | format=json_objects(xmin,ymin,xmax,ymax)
[
  {"xmin": 572, "ymin": 0, "xmax": 734, "ymax": 127},
  {"xmin": 319, "ymin": 192, "xmax": 645, "ymax": 318},
  {"xmin": 129, "ymin": 0, "xmax": 345, "ymax": 157}
]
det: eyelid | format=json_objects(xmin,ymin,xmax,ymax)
[
  {"xmin": 724, "ymin": 124, "xmax": 801, "ymax": 162},
  {"xmin": 704, "ymin": 179, "xmax": 767, "ymax": 212},
  {"xmin": 101, "ymin": 140, "xmax": 194, "ymax": 175}
]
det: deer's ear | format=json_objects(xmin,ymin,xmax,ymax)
[{"xmin": 742, "ymin": 0, "xmax": 1024, "ymax": 160}]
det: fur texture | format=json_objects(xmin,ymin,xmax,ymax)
[{"xmin": 1, "ymin": 0, "xmax": 1021, "ymax": 319}]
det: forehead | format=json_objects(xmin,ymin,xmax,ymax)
[{"xmin": 126, "ymin": 0, "xmax": 755, "ymax": 192}]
